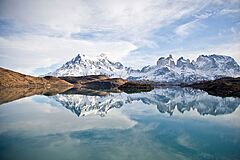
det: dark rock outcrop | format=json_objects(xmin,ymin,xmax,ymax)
[{"xmin": 188, "ymin": 77, "xmax": 240, "ymax": 97}]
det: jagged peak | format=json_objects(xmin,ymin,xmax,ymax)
[
  {"xmin": 176, "ymin": 57, "xmax": 193, "ymax": 69},
  {"xmin": 76, "ymin": 53, "xmax": 86, "ymax": 57},
  {"xmin": 179, "ymin": 57, "xmax": 184, "ymax": 60},
  {"xmin": 177, "ymin": 57, "xmax": 190, "ymax": 62},
  {"xmin": 195, "ymin": 54, "xmax": 236, "ymax": 63},
  {"xmin": 76, "ymin": 53, "xmax": 81, "ymax": 58},
  {"xmin": 197, "ymin": 54, "xmax": 232, "ymax": 60},
  {"xmin": 99, "ymin": 53, "xmax": 107, "ymax": 58},
  {"xmin": 47, "ymin": 53, "xmax": 240, "ymax": 81},
  {"xmin": 209, "ymin": 54, "xmax": 235, "ymax": 62},
  {"xmin": 157, "ymin": 54, "xmax": 175, "ymax": 67},
  {"xmin": 69, "ymin": 53, "xmax": 91, "ymax": 65},
  {"xmin": 157, "ymin": 54, "xmax": 173, "ymax": 60},
  {"xmin": 71, "ymin": 53, "xmax": 86, "ymax": 61},
  {"xmin": 167, "ymin": 54, "xmax": 173, "ymax": 59}
]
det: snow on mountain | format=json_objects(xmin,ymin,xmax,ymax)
[
  {"xmin": 157, "ymin": 54, "xmax": 175, "ymax": 68},
  {"xmin": 51, "ymin": 88, "xmax": 240, "ymax": 117},
  {"xmin": 176, "ymin": 57, "xmax": 194, "ymax": 69},
  {"xmin": 194, "ymin": 55, "xmax": 240, "ymax": 76},
  {"xmin": 47, "ymin": 53, "xmax": 240, "ymax": 83},
  {"xmin": 129, "ymin": 54, "xmax": 240, "ymax": 83},
  {"xmin": 47, "ymin": 53, "xmax": 131, "ymax": 78}
]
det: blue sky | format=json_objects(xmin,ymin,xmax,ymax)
[{"xmin": 0, "ymin": 0, "xmax": 239, "ymax": 75}]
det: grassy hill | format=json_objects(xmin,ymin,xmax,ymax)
[{"xmin": 0, "ymin": 67, "xmax": 73, "ymax": 88}]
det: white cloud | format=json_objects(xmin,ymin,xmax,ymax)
[
  {"xmin": 175, "ymin": 20, "xmax": 201, "ymax": 38},
  {"xmin": 219, "ymin": 8, "xmax": 240, "ymax": 15},
  {"xmin": 0, "ymin": 0, "xmax": 239, "ymax": 74},
  {"xmin": 0, "ymin": 35, "xmax": 137, "ymax": 74},
  {"xmin": 205, "ymin": 42, "xmax": 240, "ymax": 61},
  {"xmin": 175, "ymin": 10, "xmax": 213, "ymax": 38},
  {"xmin": 0, "ymin": 96, "xmax": 137, "ymax": 136},
  {"xmin": 195, "ymin": 11, "xmax": 214, "ymax": 19},
  {"xmin": 0, "ymin": 0, "xmax": 215, "ymax": 42},
  {"xmin": 122, "ymin": 41, "xmax": 240, "ymax": 69},
  {"xmin": 165, "ymin": 42, "xmax": 240, "ymax": 63}
]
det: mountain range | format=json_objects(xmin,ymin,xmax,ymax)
[{"xmin": 47, "ymin": 53, "xmax": 240, "ymax": 83}]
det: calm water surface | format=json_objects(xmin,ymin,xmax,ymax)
[{"xmin": 0, "ymin": 88, "xmax": 240, "ymax": 160}]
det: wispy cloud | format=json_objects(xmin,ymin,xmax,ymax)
[
  {"xmin": 0, "ymin": 35, "xmax": 137, "ymax": 74},
  {"xmin": 0, "ymin": 0, "xmax": 218, "ymax": 43},
  {"xmin": 0, "ymin": 0, "xmax": 239, "ymax": 74},
  {"xmin": 219, "ymin": 8, "xmax": 240, "ymax": 15},
  {"xmin": 175, "ymin": 20, "xmax": 202, "ymax": 38},
  {"xmin": 175, "ymin": 10, "xmax": 215, "ymax": 38}
]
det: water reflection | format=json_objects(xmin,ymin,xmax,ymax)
[
  {"xmin": 0, "ymin": 88, "xmax": 240, "ymax": 160},
  {"xmin": 52, "ymin": 87, "xmax": 240, "ymax": 117}
]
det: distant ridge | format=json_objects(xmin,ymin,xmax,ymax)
[{"xmin": 47, "ymin": 53, "xmax": 240, "ymax": 83}]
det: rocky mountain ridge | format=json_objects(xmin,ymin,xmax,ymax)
[{"xmin": 47, "ymin": 53, "xmax": 240, "ymax": 83}]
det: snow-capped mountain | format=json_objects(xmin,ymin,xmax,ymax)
[
  {"xmin": 47, "ymin": 53, "xmax": 131, "ymax": 78},
  {"xmin": 47, "ymin": 53, "xmax": 240, "ymax": 83},
  {"xmin": 129, "ymin": 54, "xmax": 240, "ymax": 83},
  {"xmin": 51, "ymin": 88, "xmax": 240, "ymax": 117}
]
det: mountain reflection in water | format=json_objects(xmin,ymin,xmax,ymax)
[
  {"xmin": 0, "ymin": 87, "xmax": 240, "ymax": 160},
  {"xmin": 51, "ymin": 87, "xmax": 240, "ymax": 117}
]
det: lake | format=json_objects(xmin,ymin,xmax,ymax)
[{"xmin": 0, "ymin": 87, "xmax": 240, "ymax": 160}]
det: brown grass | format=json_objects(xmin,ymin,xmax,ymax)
[{"xmin": 0, "ymin": 67, "xmax": 73, "ymax": 88}]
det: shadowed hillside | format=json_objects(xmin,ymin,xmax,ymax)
[{"xmin": 188, "ymin": 77, "xmax": 240, "ymax": 97}]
